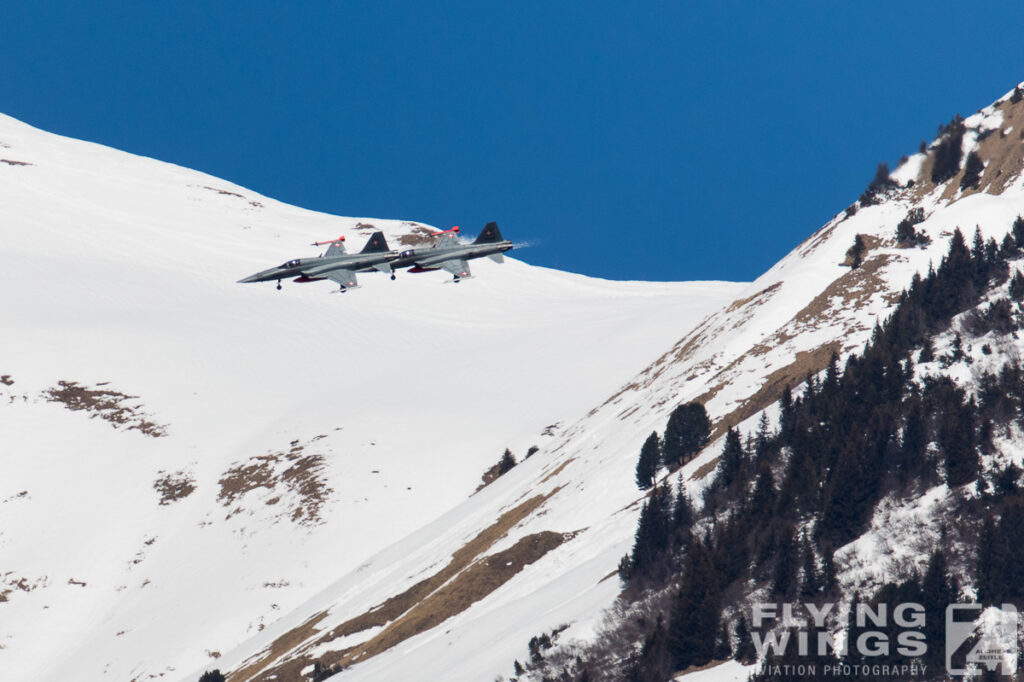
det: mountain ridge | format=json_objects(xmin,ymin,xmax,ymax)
[{"xmin": 213, "ymin": 82, "xmax": 1024, "ymax": 681}]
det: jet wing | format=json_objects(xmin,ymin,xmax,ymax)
[
  {"xmin": 323, "ymin": 268, "xmax": 359, "ymax": 288},
  {"xmin": 439, "ymin": 258, "xmax": 472, "ymax": 278}
]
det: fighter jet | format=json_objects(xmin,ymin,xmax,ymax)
[
  {"xmin": 237, "ymin": 231, "xmax": 398, "ymax": 292},
  {"xmin": 390, "ymin": 222, "xmax": 513, "ymax": 282}
]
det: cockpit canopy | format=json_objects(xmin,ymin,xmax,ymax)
[
  {"xmin": 280, "ymin": 259, "xmax": 302, "ymax": 268},
  {"xmin": 400, "ymin": 250, "xmax": 415, "ymax": 258}
]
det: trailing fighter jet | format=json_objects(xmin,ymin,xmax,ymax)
[
  {"xmin": 237, "ymin": 231, "xmax": 398, "ymax": 292},
  {"xmin": 390, "ymin": 222, "xmax": 513, "ymax": 282}
]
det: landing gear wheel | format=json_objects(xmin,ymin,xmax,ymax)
[
  {"xmin": 276, "ymin": 280, "xmax": 282, "ymax": 290},
  {"xmin": 391, "ymin": 273, "xmax": 396, "ymax": 281}
]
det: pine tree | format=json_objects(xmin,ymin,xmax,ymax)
[
  {"xmin": 896, "ymin": 219, "xmax": 919, "ymax": 245},
  {"xmin": 976, "ymin": 513, "xmax": 997, "ymax": 601},
  {"xmin": 719, "ymin": 427, "xmax": 744, "ymax": 488},
  {"xmin": 921, "ymin": 550, "xmax": 957, "ymax": 667},
  {"xmin": 778, "ymin": 385, "xmax": 795, "ymax": 440},
  {"xmin": 635, "ymin": 431, "xmax": 661, "ymax": 490},
  {"xmin": 667, "ymin": 539, "xmax": 721, "ymax": 670},
  {"xmin": 996, "ymin": 499, "xmax": 1024, "ymax": 604},
  {"xmin": 995, "ymin": 463, "xmax": 1021, "ymax": 496},
  {"xmin": 750, "ymin": 461, "xmax": 776, "ymax": 519},
  {"xmin": 629, "ymin": 481, "xmax": 674, "ymax": 579},
  {"xmin": 1014, "ymin": 215, "xmax": 1024, "ymax": 249},
  {"xmin": 713, "ymin": 619, "xmax": 732, "ymax": 660},
  {"xmin": 734, "ymin": 616, "xmax": 757, "ymax": 664},
  {"xmin": 961, "ymin": 151, "xmax": 984, "ymax": 189},
  {"xmin": 918, "ymin": 338, "xmax": 935, "ymax": 363},
  {"xmin": 820, "ymin": 541, "xmax": 838, "ymax": 595},
  {"xmin": 942, "ymin": 397, "xmax": 978, "ymax": 487},
  {"xmin": 846, "ymin": 234, "xmax": 867, "ymax": 269},
  {"xmin": 999, "ymin": 233, "xmax": 1018, "ymax": 259},
  {"xmin": 771, "ymin": 525, "xmax": 798, "ymax": 599},
  {"xmin": 498, "ymin": 448, "xmax": 517, "ymax": 475},
  {"xmin": 199, "ymin": 672, "xmax": 226, "ymax": 682},
  {"xmin": 899, "ymin": 397, "xmax": 928, "ymax": 485},
  {"xmin": 672, "ymin": 477, "xmax": 694, "ymax": 533},
  {"xmin": 617, "ymin": 553, "xmax": 633, "ymax": 582},
  {"xmin": 799, "ymin": 534, "xmax": 821, "ymax": 597},
  {"xmin": 663, "ymin": 402, "xmax": 711, "ymax": 467},
  {"xmin": 630, "ymin": 616, "xmax": 673, "ymax": 682},
  {"xmin": 1009, "ymin": 270, "xmax": 1024, "ymax": 300},
  {"xmin": 932, "ymin": 116, "xmax": 966, "ymax": 184}
]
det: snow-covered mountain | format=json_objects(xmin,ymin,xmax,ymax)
[
  {"xmin": 202, "ymin": 84, "xmax": 1024, "ymax": 682},
  {"xmin": 0, "ymin": 114, "xmax": 741, "ymax": 681},
  {"xmin": 4, "ymin": 79, "xmax": 1024, "ymax": 682}
]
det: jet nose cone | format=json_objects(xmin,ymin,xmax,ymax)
[{"xmin": 238, "ymin": 273, "xmax": 262, "ymax": 283}]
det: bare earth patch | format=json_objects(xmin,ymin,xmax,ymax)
[
  {"xmin": 0, "ymin": 159, "xmax": 32, "ymax": 166},
  {"xmin": 1, "ymin": 573, "xmax": 48, "ymax": 603},
  {"xmin": 43, "ymin": 381, "xmax": 167, "ymax": 437},
  {"xmin": 233, "ymin": 492, "xmax": 566, "ymax": 681},
  {"xmin": 153, "ymin": 470, "xmax": 196, "ymax": 505},
  {"xmin": 202, "ymin": 185, "xmax": 245, "ymax": 198},
  {"xmin": 397, "ymin": 226, "xmax": 440, "ymax": 246},
  {"xmin": 217, "ymin": 440, "xmax": 333, "ymax": 528}
]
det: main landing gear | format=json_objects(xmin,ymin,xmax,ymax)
[{"xmin": 276, "ymin": 280, "xmax": 282, "ymax": 290}]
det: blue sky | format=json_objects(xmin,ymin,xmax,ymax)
[{"xmin": 2, "ymin": 2, "xmax": 1023, "ymax": 282}]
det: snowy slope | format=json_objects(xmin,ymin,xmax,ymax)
[
  {"xmin": 0, "ymin": 113, "xmax": 743, "ymax": 681},
  {"xmin": 193, "ymin": 85, "xmax": 1024, "ymax": 681}
]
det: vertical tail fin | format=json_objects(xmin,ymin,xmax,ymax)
[
  {"xmin": 323, "ymin": 241, "xmax": 347, "ymax": 257},
  {"xmin": 473, "ymin": 222, "xmax": 504, "ymax": 244},
  {"xmin": 361, "ymin": 232, "xmax": 391, "ymax": 253}
]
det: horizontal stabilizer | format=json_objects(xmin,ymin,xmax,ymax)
[
  {"xmin": 474, "ymin": 222, "xmax": 504, "ymax": 244},
  {"xmin": 440, "ymin": 258, "xmax": 472, "ymax": 278},
  {"xmin": 487, "ymin": 252, "xmax": 505, "ymax": 264},
  {"xmin": 324, "ymin": 268, "xmax": 359, "ymax": 289},
  {"xmin": 361, "ymin": 232, "xmax": 391, "ymax": 253}
]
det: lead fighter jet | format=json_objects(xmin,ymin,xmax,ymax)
[
  {"xmin": 391, "ymin": 222, "xmax": 513, "ymax": 282},
  {"xmin": 237, "ymin": 231, "xmax": 397, "ymax": 292}
]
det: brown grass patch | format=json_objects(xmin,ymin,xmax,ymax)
[
  {"xmin": 690, "ymin": 342, "xmax": 841, "ymax": 480},
  {"xmin": 218, "ymin": 440, "xmax": 332, "ymax": 527},
  {"xmin": 238, "ymin": 492, "xmax": 560, "ymax": 681},
  {"xmin": 43, "ymin": 381, "xmax": 167, "ymax": 437},
  {"xmin": 354, "ymin": 222, "xmax": 377, "ymax": 231},
  {"xmin": 397, "ymin": 226, "xmax": 439, "ymax": 246},
  {"xmin": 0, "ymin": 159, "xmax": 32, "ymax": 166},
  {"xmin": 910, "ymin": 96, "xmax": 1024, "ymax": 201},
  {"xmin": 203, "ymin": 185, "xmax": 245, "ymax": 198},
  {"xmin": 340, "ymin": 531, "xmax": 568, "ymax": 664},
  {"xmin": 1, "ymin": 573, "xmax": 47, "ymax": 604},
  {"xmin": 723, "ymin": 281, "xmax": 783, "ymax": 314},
  {"xmin": 153, "ymin": 471, "xmax": 196, "ymax": 505},
  {"xmin": 229, "ymin": 611, "xmax": 330, "ymax": 682},
  {"xmin": 967, "ymin": 97, "xmax": 1024, "ymax": 196},
  {"xmin": 689, "ymin": 253, "xmax": 897, "ymax": 478},
  {"xmin": 540, "ymin": 458, "xmax": 575, "ymax": 484}
]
